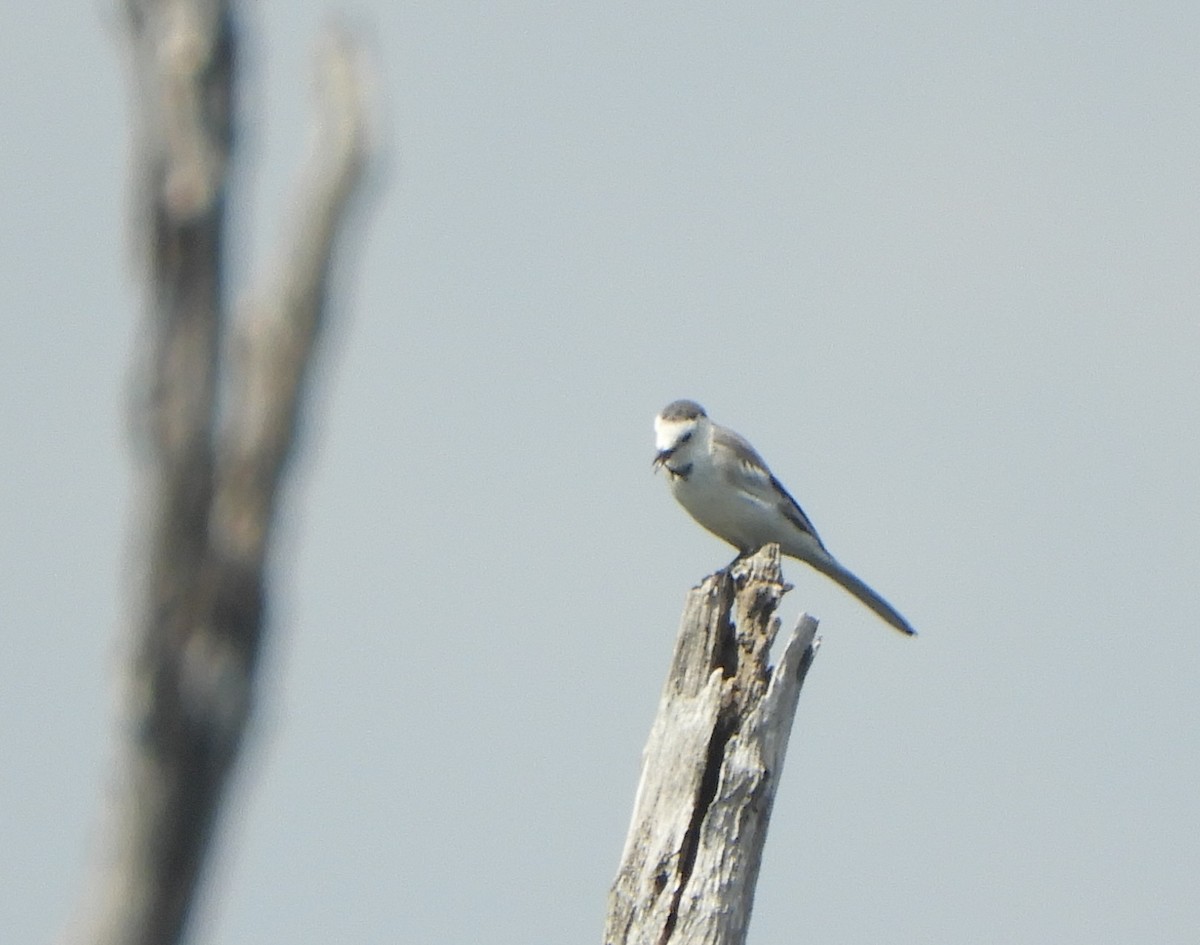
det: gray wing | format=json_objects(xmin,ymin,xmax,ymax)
[
  {"xmin": 712, "ymin": 424, "xmax": 826, "ymax": 548},
  {"xmin": 712, "ymin": 425, "xmax": 914, "ymax": 635}
]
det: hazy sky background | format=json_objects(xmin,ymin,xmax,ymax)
[{"xmin": 3, "ymin": 2, "xmax": 1199, "ymax": 943}]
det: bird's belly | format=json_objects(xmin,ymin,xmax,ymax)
[{"xmin": 670, "ymin": 473, "xmax": 783, "ymax": 553}]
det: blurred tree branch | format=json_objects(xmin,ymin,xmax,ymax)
[
  {"xmin": 605, "ymin": 546, "xmax": 820, "ymax": 945},
  {"xmin": 69, "ymin": 3, "xmax": 374, "ymax": 944}
]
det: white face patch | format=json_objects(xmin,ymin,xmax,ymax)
[{"xmin": 654, "ymin": 417, "xmax": 695, "ymax": 453}]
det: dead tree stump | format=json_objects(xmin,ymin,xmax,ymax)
[{"xmin": 606, "ymin": 545, "xmax": 820, "ymax": 945}]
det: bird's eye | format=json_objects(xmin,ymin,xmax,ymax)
[{"xmin": 679, "ymin": 431, "xmax": 693, "ymax": 444}]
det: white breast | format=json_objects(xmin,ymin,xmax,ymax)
[{"xmin": 668, "ymin": 456, "xmax": 791, "ymax": 554}]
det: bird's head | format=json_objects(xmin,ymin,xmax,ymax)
[{"xmin": 653, "ymin": 399, "xmax": 709, "ymax": 474}]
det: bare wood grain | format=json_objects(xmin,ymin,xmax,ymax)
[{"xmin": 606, "ymin": 545, "xmax": 820, "ymax": 945}]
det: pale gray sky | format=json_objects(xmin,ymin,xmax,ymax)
[{"xmin": 3, "ymin": 3, "xmax": 1199, "ymax": 943}]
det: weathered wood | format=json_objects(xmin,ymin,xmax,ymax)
[{"xmin": 606, "ymin": 545, "xmax": 820, "ymax": 945}]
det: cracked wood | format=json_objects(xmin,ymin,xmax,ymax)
[{"xmin": 605, "ymin": 545, "xmax": 820, "ymax": 945}]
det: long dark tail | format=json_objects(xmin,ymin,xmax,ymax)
[{"xmin": 805, "ymin": 551, "xmax": 917, "ymax": 636}]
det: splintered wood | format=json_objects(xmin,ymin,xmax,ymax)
[{"xmin": 606, "ymin": 546, "xmax": 819, "ymax": 945}]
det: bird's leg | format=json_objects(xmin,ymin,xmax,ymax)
[{"xmin": 721, "ymin": 548, "xmax": 751, "ymax": 574}]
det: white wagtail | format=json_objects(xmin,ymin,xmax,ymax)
[{"xmin": 653, "ymin": 399, "xmax": 916, "ymax": 636}]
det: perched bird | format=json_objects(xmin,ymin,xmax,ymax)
[{"xmin": 653, "ymin": 399, "xmax": 916, "ymax": 636}]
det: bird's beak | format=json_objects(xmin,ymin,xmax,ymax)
[{"xmin": 652, "ymin": 448, "xmax": 674, "ymax": 472}]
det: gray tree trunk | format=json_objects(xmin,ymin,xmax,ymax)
[
  {"xmin": 67, "ymin": 4, "xmax": 373, "ymax": 944},
  {"xmin": 606, "ymin": 545, "xmax": 820, "ymax": 945}
]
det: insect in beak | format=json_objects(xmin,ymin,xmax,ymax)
[{"xmin": 652, "ymin": 448, "xmax": 674, "ymax": 471}]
